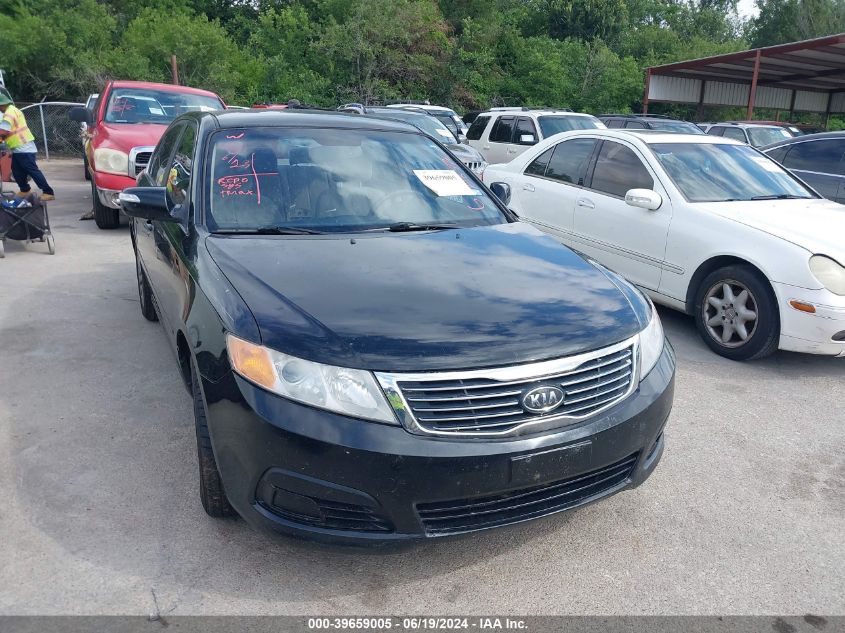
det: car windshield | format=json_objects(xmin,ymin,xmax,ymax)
[
  {"xmin": 373, "ymin": 111, "xmax": 458, "ymax": 144},
  {"xmin": 647, "ymin": 120, "xmax": 705, "ymax": 134},
  {"xmin": 207, "ymin": 127, "xmax": 506, "ymax": 233},
  {"xmin": 538, "ymin": 116, "xmax": 602, "ymax": 138},
  {"xmin": 651, "ymin": 142, "xmax": 816, "ymax": 202},
  {"xmin": 747, "ymin": 126, "xmax": 792, "ymax": 147},
  {"xmin": 104, "ymin": 88, "xmax": 221, "ymax": 124}
]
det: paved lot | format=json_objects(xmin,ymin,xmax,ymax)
[{"xmin": 0, "ymin": 161, "xmax": 843, "ymax": 616}]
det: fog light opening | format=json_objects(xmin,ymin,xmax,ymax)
[
  {"xmin": 832, "ymin": 330, "xmax": 845, "ymax": 342},
  {"xmin": 789, "ymin": 299, "xmax": 816, "ymax": 314}
]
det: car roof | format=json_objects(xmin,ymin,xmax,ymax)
[
  {"xmin": 110, "ymin": 80, "xmax": 221, "ymax": 99},
  {"xmin": 760, "ymin": 130, "xmax": 845, "ymax": 149},
  {"xmin": 388, "ymin": 104, "xmax": 455, "ymax": 112},
  {"xmin": 564, "ymin": 129, "xmax": 744, "ymax": 145},
  {"xmin": 708, "ymin": 121, "xmax": 783, "ymax": 129},
  {"xmin": 200, "ymin": 108, "xmax": 421, "ymax": 133}
]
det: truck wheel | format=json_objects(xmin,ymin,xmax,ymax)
[
  {"xmin": 694, "ymin": 265, "xmax": 780, "ymax": 361},
  {"xmin": 191, "ymin": 360, "xmax": 236, "ymax": 518},
  {"xmin": 91, "ymin": 180, "xmax": 119, "ymax": 229}
]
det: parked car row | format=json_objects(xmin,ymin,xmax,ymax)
[{"xmin": 64, "ymin": 82, "xmax": 845, "ymax": 546}]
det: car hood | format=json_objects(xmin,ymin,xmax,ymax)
[
  {"xmin": 448, "ymin": 144, "xmax": 485, "ymax": 164},
  {"xmin": 700, "ymin": 198, "xmax": 845, "ymax": 261},
  {"xmin": 95, "ymin": 122, "xmax": 168, "ymax": 151},
  {"xmin": 206, "ymin": 223, "xmax": 644, "ymax": 372}
]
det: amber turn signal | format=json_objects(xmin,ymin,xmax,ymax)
[
  {"xmin": 226, "ymin": 334, "xmax": 277, "ymax": 388},
  {"xmin": 789, "ymin": 300, "xmax": 816, "ymax": 314}
]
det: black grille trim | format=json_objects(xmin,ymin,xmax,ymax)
[
  {"xmin": 416, "ymin": 453, "xmax": 638, "ymax": 535},
  {"xmin": 260, "ymin": 496, "xmax": 393, "ymax": 533}
]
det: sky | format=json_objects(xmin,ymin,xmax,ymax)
[{"xmin": 737, "ymin": 0, "xmax": 759, "ymax": 18}]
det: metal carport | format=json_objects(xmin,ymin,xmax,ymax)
[{"xmin": 643, "ymin": 33, "xmax": 845, "ymax": 121}]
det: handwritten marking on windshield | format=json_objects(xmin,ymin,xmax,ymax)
[
  {"xmin": 226, "ymin": 132, "xmax": 245, "ymax": 139},
  {"xmin": 250, "ymin": 153, "xmax": 261, "ymax": 205}
]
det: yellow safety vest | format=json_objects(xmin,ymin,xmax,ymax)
[{"xmin": 2, "ymin": 105, "xmax": 35, "ymax": 150}]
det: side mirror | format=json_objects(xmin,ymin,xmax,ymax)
[
  {"xmin": 458, "ymin": 132, "xmax": 468, "ymax": 144},
  {"xmin": 519, "ymin": 134, "xmax": 536, "ymax": 145},
  {"xmin": 625, "ymin": 188, "xmax": 662, "ymax": 211},
  {"xmin": 119, "ymin": 187, "xmax": 179, "ymax": 222},
  {"xmin": 489, "ymin": 182, "xmax": 511, "ymax": 206},
  {"xmin": 68, "ymin": 106, "xmax": 93, "ymax": 126}
]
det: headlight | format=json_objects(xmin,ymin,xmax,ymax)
[
  {"xmin": 639, "ymin": 300, "xmax": 665, "ymax": 379},
  {"xmin": 809, "ymin": 255, "xmax": 845, "ymax": 296},
  {"xmin": 226, "ymin": 334, "xmax": 398, "ymax": 424},
  {"xmin": 93, "ymin": 147, "xmax": 129, "ymax": 176}
]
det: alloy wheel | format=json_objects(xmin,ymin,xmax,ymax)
[{"xmin": 702, "ymin": 280, "xmax": 759, "ymax": 348}]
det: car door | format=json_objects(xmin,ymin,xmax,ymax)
[
  {"xmin": 134, "ymin": 122, "xmax": 184, "ymax": 324},
  {"xmin": 147, "ymin": 122, "xmax": 198, "ymax": 333},
  {"xmin": 779, "ymin": 139, "xmax": 845, "ymax": 203},
  {"xmin": 505, "ymin": 117, "xmax": 538, "ymax": 161},
  {"xmin": 515, "ymin": 138, "xmax": 598, "ymax": 243},
  {"xmin": 571, "ymin": 140, "xmax": 671, "ymax": 291},
  {"xmin": 484, "ymin": 116, "xmax": 514, "ymax": 164}
]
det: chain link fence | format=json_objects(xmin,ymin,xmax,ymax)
[{"xmin": 19, "ymin": 102, "xmax": 85, "ymax": 159}]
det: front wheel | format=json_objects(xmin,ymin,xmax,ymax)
[
  {"xmin": 694, "ymin": 265, "xmax": 780, "ymax": 361},
  {"xmin": 135, "ymin": 251, "xmax": 158, "ymax": 322},
  {"xmin": 191, "ymin": 360, "xmax": 237, "ymax": 518},
  {"xmin": 91, "ymin": 179, "xmax": 119, "ymax": 229}
]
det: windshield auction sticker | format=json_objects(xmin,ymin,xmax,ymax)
[{"xmin": 414, "ymin": 170, "xmax": 476, "ymax": 196}]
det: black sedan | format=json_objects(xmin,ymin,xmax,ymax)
[{"xmin": 120, "ymin": 109, "xmax": 675, "ymax": 544}]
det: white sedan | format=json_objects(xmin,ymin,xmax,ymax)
[{"xmin": 483, "ymin": 130, "xmax": 845, "ymax": 360}]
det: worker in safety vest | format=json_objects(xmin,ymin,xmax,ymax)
[{"xmin": 0, "ymin": 93, "xmax": 55, "ymax": 201}]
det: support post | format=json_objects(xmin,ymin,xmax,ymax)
[
  {"xmin": 696, "ymin": 80, "xmax": 707, "ymax": 120},
  {"xmin": 642, "ymin": 68, "xmax": 651, "ymax": 114},
  {"xmin": 746, "ymin": 49, "xmax": 761, "ymax": 120},
  {"xmin": 788, "ymin": 89, "xmax": 796, "ymax": 122},
  {"xmin": 825, "ymin": 92, "xmax": 833, "ymax": 129},
  {"xmin": 170, "ymin": 54, "xmax": 179, "ymax": 85},
  {"xmin": 38, "ymin": 103, "xmax": 48, "ymax": 161}
]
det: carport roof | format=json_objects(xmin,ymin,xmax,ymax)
[
  {"xmin": 644, "ymin": 33, "xmax": 845, "ymax": 115},
  {"xmin": 649, "ymin": 34, "xmax": 845, "ymax": 92}
]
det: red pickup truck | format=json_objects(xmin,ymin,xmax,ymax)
[{"xmin": 70, "ymin": 80, "xmax": 224, "ymax": 229}]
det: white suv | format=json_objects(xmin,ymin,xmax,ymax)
[{"xmin": 467, "ymin": 108, "xmax": 605, "ymax": 164}]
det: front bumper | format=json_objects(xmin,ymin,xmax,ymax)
[
  {"xmin": 773, "ymin": 281, "xmax": 845, "ymax": 356},
  {"xmin": 202, "ymin": 343, "xmax": 675, "ymax": 544},
  {"xmin": 93, "ymin": 172, "xmax": 136, "ymax": 209}
]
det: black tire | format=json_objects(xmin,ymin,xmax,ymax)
[
  {"xmin": 91, "ymin": 179, "xmax": 119, "ymax": 229},
  {"xmin": 135, "ymin": 251, "xmax": 158, "ymax": 322},
  {"xmin": 694, "ymin": 264, "xmax": 780, "ymax": 361},
  {"xmin": 191, "ymin": 360, "xmax": 236, "ymax": 518},
  {"xmin": 83, "ymin": 154, "xmax": 91, "ymax": 181}
]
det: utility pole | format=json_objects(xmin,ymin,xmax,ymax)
[{"xmin": 170, "ymin": 55, "xmax": 179, "ymax": 85}]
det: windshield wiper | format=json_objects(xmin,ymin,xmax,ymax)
[
  {"xmin": 381, "ymin": 222, "xmax": 460, "ymax": 232},
  {"xmin": 213, "ymin": 226, "xmax": 325, "ymax": 235},
  {"xmin": 749, "ymin": 194, "xmax": 809, "ymax": 200},
  {"xmin": 256, "ymin": 225, "xmax": 326, "ymax": 235}
]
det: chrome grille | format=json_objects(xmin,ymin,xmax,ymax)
[
  {"xmin": 377, "ymin": 338, "xmax": 637, "ymax": 437},
  {"xmin": 133, "ymin": 151, "xmax": 152, "ymax": 175},
  {"xmin": 128, "ymin": 146, "xmax": 156, "ymax": 177},
  {"xmin": 463, "ymin": 160, "xmax": 485, "ymax": 172}
]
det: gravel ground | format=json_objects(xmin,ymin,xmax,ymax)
[{"xmin": 0, "ymin": 160, "xmax": 843, "ymax": 616}]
